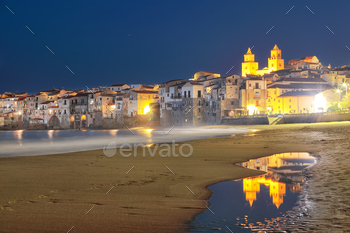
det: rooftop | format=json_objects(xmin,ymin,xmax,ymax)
[{"xmin": 278, "ymin": 90, "xmax": 320, "ymax": 97}]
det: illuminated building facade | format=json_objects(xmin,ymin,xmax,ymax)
[
  {"xmin": 240, "ymin": 78, "xmax": 268, "ymax": 114},
  {"xmin": 242, "ymin": 45, "xmax": 285, "ymax": 77},
  {"xmin": 129, "ymin": 90, "xmax": 158, "ymax": 116},
  {"xmin": 268, "ymin": 44, "xmax": 284, "ymax": 72},
  {"xmin": 242, "ymin": 48, "xmax": 258, "ymax": 77},
  {"xmin": 266, "ymin": 78, "xmax": 332, "ymax": 114}
]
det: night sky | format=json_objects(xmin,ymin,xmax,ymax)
[{"xmin": 1, "ymin": 0, "xmax": 350, "ymax": 94}]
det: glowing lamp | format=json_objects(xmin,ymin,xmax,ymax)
[
  {"xmin": 312, "ymin": 93, "xmax": 327, "ymax": 113},
  {"xmin": 247, "ymin": 104, "xmax": 257, "ymax": 115},
  {"xmin": 144, "ymin": 105, "xmax": 150, "ymax": 114}
]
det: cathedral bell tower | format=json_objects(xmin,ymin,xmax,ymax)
[
  {"xmin": 242, "ymin": 48, "xmax": 259, "ymax": 77},
  {"xmin": 268, "ymin": 44, "xmax": 284, "ymax": 72}
]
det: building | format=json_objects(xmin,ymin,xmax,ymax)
[
  {"xmin": 266, "ymin": 77, "xmax": 332, "ymax": 114},
  {"xmin": 128, "ymin": 90, "xmax": 158, "ymax": 116},
  {"xmin": 240, "ymin": 77, "xmax": 268, "ymax": 114},
  {"xmin": 109, "ymin": 84, "xmax": 130, "ymax": 92},
  {"xmin": 242, "ymin": 48, "xmax": 258, "ymax": 77},
  {"xmin": 182, "ymin": 82, "xmax": 204, "ymax": 126},
  {"xmin": 288, "ymin": 56, "xmax": 323, "ymax": 71}
]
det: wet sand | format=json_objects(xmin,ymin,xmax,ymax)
[{"xmin": 1, "ymin": 121, "xmax": 350, "ymax": 232}]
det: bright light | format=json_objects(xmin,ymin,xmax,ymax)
[
  {"xmin": 313, "ymin": 93, "xmax": 327, "ymax": 113},
  {"xmin": 144, "ymin": 105, "xmax": 150, "ymax": 114},
  {"xmin": 336, "ymin": 89, "xmax": 341, "ymax": 93},
  {"xmin": 146, "ymin": 129, "xmax": 153, "ymax": 133},
  {"xmin": 247, "ymin": 104, "xmax": 258, "ymax": 115}
]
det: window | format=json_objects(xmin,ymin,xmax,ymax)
[
  {"xmin": 255, "ymin": 83, "xmax": 259, "ymax": 89},
  {"xmin": 289, "ymin": 99, "xmax": 291, "ymax": 102},
  {"xmin": 198, "ymin": 100, "xmax": 201, "ymax": 106},
  {"xmin": 188, "ymin": 91, "xmax": 191, "ymax": 98},
  {"xmin": 64, "ymin": 110, "xmax": 67, "ymax": 114},
  {"xmin": 184, "ymin": 92, "xmax": 186, "ymax": 98},
  {"xmin": 198, "ymin": 108, "xmax": 201, "ymax": 112},
  {"xmin": 64, "ymin": 100, "xmax": 67, "ymax": 105},
  {"xmin": 289, "ymin": 105, "xmax": 291, "ymax": 108},
  {"xmin": 197, "ymin": 90, "xmax": 201, "ymax": 98},
  {"xmin": 231, "ymin": 101, "xmax": 234, "ymax": 105}
]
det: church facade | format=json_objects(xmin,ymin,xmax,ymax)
[{"xmin": 242, "ymin": 44, "xmax": 284, "ymax": 77}]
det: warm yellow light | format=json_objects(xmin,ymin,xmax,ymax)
[
  {"xmin": 313, "ymin": 93, "xmax": 327, "ymax": 113},
  {"xmin": 146, "ymin": 129, "xmax": 153, "ymax": 133},
  {"xmin": 142, "ymin": 143, "xmax": 154, "ymax": 147},
  {"xmin": 144, "ymin": 105, "xmax": 150, "ymax": 114},
  {"xmin": 247, "ymin": 105, "xmax": 257, "ymax": 115}
]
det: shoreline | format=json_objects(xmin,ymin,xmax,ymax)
[{"xmin": 1, "ymin": 121, "xmax": 350, "ymax": 232}]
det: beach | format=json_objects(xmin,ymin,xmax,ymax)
[{"xmin": 1, "ymin": 122, "xmax": 350, "ymax": 232}]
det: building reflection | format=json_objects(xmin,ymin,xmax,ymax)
[{"xmin": 240, "ymin": 152, "xmax": 315, "ymax": 208}]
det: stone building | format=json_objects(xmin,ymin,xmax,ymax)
[{"xmin": 181, "ymin": 82, "xmax": 204, "ymax": 126}]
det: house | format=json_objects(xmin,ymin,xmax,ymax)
[
  {"xmin": 128, "ymin": 90, "xmax": 158, "ymax": 116},
  {"xmin": 109, "ymin": 84, "xmax": 130, "ymax": 92},
  {"xmin": 181, "ymin": 82, "xmax": 204, "ymax": 126}
]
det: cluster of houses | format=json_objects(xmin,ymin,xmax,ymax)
[{"xmin": 1, "ymin": 44, "xmax": 349, "ymax": 129}]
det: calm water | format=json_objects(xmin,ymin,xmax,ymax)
[{"xmin": 191, "ymin": 152, "xmax": 316, "ymax": 232}]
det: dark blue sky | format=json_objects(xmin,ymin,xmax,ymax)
[{"xmin": 1, "ymin": 0, "xmax": 350, "ymax": 94}]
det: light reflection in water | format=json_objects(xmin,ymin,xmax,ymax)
[
  {"xmin": 109, "ymin": 130, "xmax": 118, "ymax": 136},
  {"xmin": 241, "ymin": 152, "xmax": 315, "ymax": 209},
  {"xmin": 191, "ymin": 152, "xmax": 316, "ymax": 232},
  {"xmin": 48, "ymin": 130, "xmax": 54, "ymax": 139},
  {"xmin": 14, "ymin": 130, "xmax": 23, "ymax": 146},
  {"xmin": 14, "ymin": 130, "xmax": 23, "ymax": 141}
]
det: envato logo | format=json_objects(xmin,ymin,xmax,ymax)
[{"xmin": 103, "ymin": 140, "xmax": 193, "ymax": 158}]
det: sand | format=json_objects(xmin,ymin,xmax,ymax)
[{"xmin": 1, "ymin": 121, "xmax": 350, "ymax": 232}]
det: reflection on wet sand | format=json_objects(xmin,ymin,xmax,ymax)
[{"xmin": 241, "ymin": 152, "xmax": 315, "ymax": 209}]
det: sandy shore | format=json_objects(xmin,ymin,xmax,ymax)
[{"xmin": 1, "ymin": 122, "xmax": 350, "ymax": 232}]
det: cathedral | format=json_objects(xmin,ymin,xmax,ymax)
[{"xmin": 242, "ymin": 44, "xmax": 284, "ymax": 77}]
